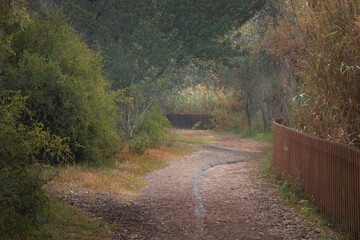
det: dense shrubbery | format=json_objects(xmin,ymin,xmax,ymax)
[
  {"xmin": 128, "ymin": 133, "xmax": 153, "ymax": 155},
  {"xmin": 2, "ymin": 9, "xmax": 120, "ymax": 164},
  {"xmin": 129, "ymin": 110, "xmax": 171, "ymax": 155},
  {"xmin": 138, "ymin": 110, "xmax": 171, "ymax": 143},
  {"xmin": 0, "ymin": 91, "xmax": 71, "ymax": 239},
  {"xmin": 0, "ymin": 2, "xmax": 121, "ymax": 238}
]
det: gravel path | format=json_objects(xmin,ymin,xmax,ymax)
[{"xmin": 65, "ymin": 131, "xmax": 326, "ymax": 239}]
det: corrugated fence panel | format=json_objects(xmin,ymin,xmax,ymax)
[{"xmin": 273, "ymin": 121, "xmax": 360, "ymax": 238}]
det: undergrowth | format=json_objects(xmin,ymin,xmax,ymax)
[
  {"xmin": 236, "ymin": 128, "xmax": 273, "ymax": 143},
  {"xmin": 258, "ymin": 151, "xmax": 348, "ymax": 239},
  {"xmin": 31, "ymin": 198, "xmax": 110, "ymax": 239}
]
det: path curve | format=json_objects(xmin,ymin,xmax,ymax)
[{"xmin": 66, "ymin": 131, "xmax": 325, "ymax": 239}]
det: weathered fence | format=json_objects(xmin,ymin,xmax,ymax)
[
  {"xmin": 167, "ymin": 113, "xmax": 213, "ymax": 129},
  {"xmin": 273, "ymin": 121, "xmax": 360, "ymax": 238}
]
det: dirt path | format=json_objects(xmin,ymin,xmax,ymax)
[{"xmin": 66, "ymin": 130, "xmax": 324, "ymax": 239}]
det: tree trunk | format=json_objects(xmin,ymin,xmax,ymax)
[
  {"xmin": 261, "ymin": 99, "xmax": 271, "ymax": 132},
  {"xmin": 245, "ymin": 104, "xmax": 252, "ymax": 128}
]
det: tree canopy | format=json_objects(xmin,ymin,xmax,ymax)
[{"xmin": 48, "ymin": 0, "xmax": 266, "ymax": 88}]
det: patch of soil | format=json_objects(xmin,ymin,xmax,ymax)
[{"xmin": 63, "ymin": 131, "xmax": 332, "ymax": 239}]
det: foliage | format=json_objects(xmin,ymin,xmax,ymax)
[
  {"xmin": 128, "ymin": 110, "xmax": 171, "ymax": 155},
  {"xmin": 138, "ymin": 109, "xmax": 171, "ymax": 143},
  {"xmin": 45, "ymin": 0, "xmax": 267, "ymax": 139},
  {"xmin": 192, "ymin": 121, "xmax": 202, "ymax": 130},
  {"xmin": 0, "ymin": 5, "xmax": 120, "ymax": 236},
  {"xmin": 264, "ymin": 0, "xmax": 360, "ymax": 148},
  {"xmin": 119, "ymin": 82, "xmax": 157, "ymax": 138},
  {"xmin": 164, "ymin": 84, "xmax": 223, "ymax": 114},
  {"xmin": 161, "ymin": 8, "xmax": 279, "ymax": 132},
  {"xmin": 210, "ymin": 91, "xmax": 246, "ymax": 130},
  {"xmin": 223, "ymin": 10, "xmax": 279, "ymax": 132},
  {"xmin": 0, "ymin": 91, "xmax": 71, "ymax": 239},
  {"xmin": 128, "ymin": 132, "xmax": 153, "ymax": 155},
  {"xmin": 0, "ymin": 0, "xmax": 29, "ymax": 60},
  {"xmin": 2, "ymin": 8, "xmax": 120, "ymax": 164},
  {"xmin": 51, "ymin": 0, "xmax": 266, "ymax": 88}
]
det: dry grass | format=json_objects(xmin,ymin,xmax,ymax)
[
  {"xmin": 47, "ymin": 166, "xmax": 144, "ymax": 201},
  {"xmin": 264, "ymin": 0, "xmax": 360, "ymax": 148},
  {"xmin": 47, "ymin": 133, "xmax": 206, "ymax": 202},
  {"xmin": 41, "ymin": 131, "xmax": 209, "ymax": 239}
]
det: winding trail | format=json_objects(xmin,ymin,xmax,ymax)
[{"xmin": 66, "ymin": 130, "xmax": 328, "ymax": 239}]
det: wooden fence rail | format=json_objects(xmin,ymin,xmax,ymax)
[{"xmin": 273, "ymin": 121, "xmax": 360, "ymax": 238}]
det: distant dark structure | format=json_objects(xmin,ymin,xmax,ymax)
[{"xmin": 167, "ymin": 114, "xmax": 213, "ymax": 129}]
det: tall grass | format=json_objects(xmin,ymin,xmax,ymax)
[
  {"xmin": 265, "ymin": 0, "xmax": 360, "ymax": 148},
  {"xmin": 164, "ymin": 85, "xmax": 223, "ymax": 114}
]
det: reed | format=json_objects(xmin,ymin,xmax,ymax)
[{"xmin": 265, "ymin": 0, "xmax": 360, "ymax": 148}]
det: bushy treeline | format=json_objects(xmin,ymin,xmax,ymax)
[
  {"xmin": 2, "ymin": 8, "xmax": 120, "ymax": 164},
  {"xmin": 0, "ymin": 2, "xmax": 120, "ymax": 238},
  {"xmin": 0, "ymin": 4, "xmax": 122, "ymax": 154},
  {"xmin": 39, "ymin": 0, "xmax": 266, "ymax": 142}
]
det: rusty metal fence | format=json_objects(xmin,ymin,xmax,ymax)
[
  {"xmin": 273, "ymin": 121, "xmax": 360, "ymax": 238},
  {"xmin": 167, "ymin": 113, "xmax": 213, "ymax": 129}
]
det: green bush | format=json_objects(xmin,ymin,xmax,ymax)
[
  {"xmin": 128, "ymin": 132, "xmax": 153, "ymax": 155},
  {"xmin": 127, "ymin": 110, "xmax": 171, "ymax": 155},
  {"xmin": 0, "ymin": 166, "xmax": 47, "ymax": 240},
  {"xmin": 138, "ymin": 110, "xmax": 171, "ymax": 146},
  {"xmin": 2, "ymin": 9, "xmax": 120, "ymax": 164},
  {"xmin": 0, "ymin": 91, "xmax": 71, "ymax": 239}
]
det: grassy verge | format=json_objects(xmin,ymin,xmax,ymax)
[
  {"xmin": 162, "ymin": 130, "xmax": 214, "ymax": 146},
  {"xmin": 47, "ymin": 153, "xmax": 167, "ymax": 201},
  {"xmin": 258, "ymin": 151, "xmax": 347, "ymax": 239},
  {"xmin": 31, "ymin": 198, "xmax": 110, "ymax": 240},
  {"xmin": 233, "ymin": 127, "xmax": 273, "ymax": 143},
  {"xmin": 47, "ymin": 133, "xmax": 205, "ymax": 202}
]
